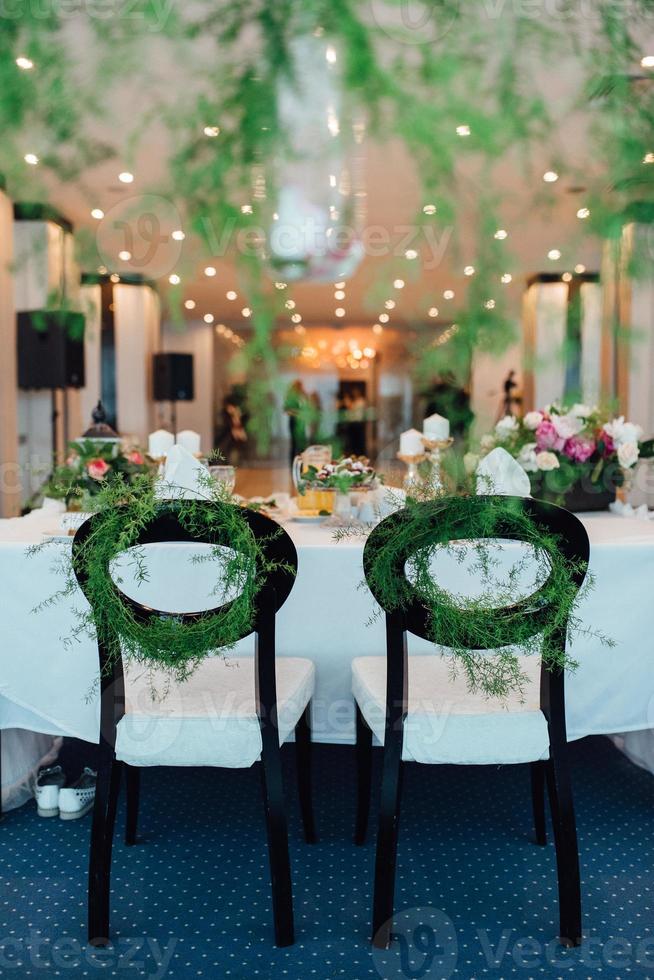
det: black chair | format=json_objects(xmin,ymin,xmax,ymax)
[
  {"xmin": 73, "ymin": 503, "xmax": 317, "ymax": 948},
  {"xmin": 353, "ymin": 495, "xmax": 589, "ymax": 949}
]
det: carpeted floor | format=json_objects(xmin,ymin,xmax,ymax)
[{"xmin": 0, "ymin": 736, "xmax": 652, "ymax": 979}]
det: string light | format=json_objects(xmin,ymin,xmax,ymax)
[
  {"xmin": 226, "ymin": 290, "xmax": 237, "ymax": 300},
  {"xmin": 464, "ymin": 265, "xmax": 475, "ymax": 276},
  {"xmin": 379, "ymin": 313, "xmax": 389, "ymax": 323},
  {"xmin": 285, "ymin": 299, "xmax": 296, "ymax": 310},
  {"xmin": 456, "ymin": 124, "xmax": 471, "ymax": 136},
  {"xmin": 110, "ymin": 273, "xmax": 120, "ymax": 283},
  {"xmin": 184, "ymin": 299, "xmax": 196, "ymax": 310},
  {"xmin": 500, "ymin": 273, "xmax": 512, "ymax": 284},
  {"xmin": 291, "ymin": 313, "xmax": 302, "ymax": 323},
  {"xmin": 203, "ymin": 126, "xmax": 220, "ymax": 137},
  {"xmin": 384, "ymin": 299, "xmax": 395, "ymax": 309},
  {"xmin": 334, "ymin": 290, "xmax": 345, "ymax": 300},
  {"xmin": 334, "ymin": 281, "xmax": 346, "ymax": 289},
  {"xmin": 204, "ymin": 313, "xmax": 214, "ymax": 324},
  {"xmin": 543, "ymin": 170, "xmax": 559, "ymax": 183},
  {"xmin": 168, "ymin": 274, "xmax": 180, "ymax": 285},
  {"xmin": 118, "ymin": 250, "xmax": 131, "ymax": 261},
  {"xmin": 443, "ymin": 289, "xmax": 455, "ymax": 300},
  {"xmin": 393, "ymin": 279, "xmax": 405, "ymax": 289},
  {"xmin": 494, "ymin": 229, "xmax": 508, "ymax": 240},
  {"xmin": 574, "ymin": 263, "xmax": 586, "ymax": 274},
  {"xmin": 15, "ymin": 56, "xmax": 34, "ymax": 70},
  {"xmin": 404, "ymin": 249, "xmax": 418, "ymax": 260},
  {"xmin": 24, "ymin": 153, "xmax": 38, "ymax": 165},
  {"xmin": 274, "ymin": 281, "xmax": 287, "ymax": 289},
  {"xmin": 335, "ymin": 308, "xmax": 345, "ymax": 317},
  {"xmin": 644, "ymin": 153, "xmax": 654, "ymax": 164},
  {"xmin": 172, "ymin": 229, "xmax": 185, "ymax": 241},
  {"xmin": 576, "ymin": 207, "xmax": 590, "ymax": 219},
  {"xmin": 372, "ymin": 323, "xmax": 383, "ymax": 335},
  {"xmin": 204, "ymin": 266, "xmax": 217, "ymax": 277},
  {"xmin": 241, "ymin": 307, "xmax": 252, "ymax": 317},
  {"xmin": 422, "ymin": 204, "xmax": 436, "ymax": 215},
  {"xmin": 428, "ymin": 307, "xmax": 439, "ymax": 318},
  {"xmin": 118, "ymin": 171, "xmax": 134, "ymax": 183},
  {"xmin": 641, "ymin": 55, "xmax": 654, "ymax": 68},
  {"xmin": 91, "ymin": 208, "xmax": 104, "ymax": 220},
  {"xmin": 562, "ymin": 272, "xmax": 572, "ymax": 282},
  {"xmin": 240, "ymin": 204, "xmax": 252, "ymax": 215},
  {"xmin": 547, "ymin": 248, "xmax": 561, "ymax": 260},
  {"xmin": 484, "ymin": 299, "xmax": 496, "ymax": 309}
]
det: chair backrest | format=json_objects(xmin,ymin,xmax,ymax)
[
  {"xmin": 72, "ymin": 502, "xmax": 297, "ymax": 747},
  {"xmin": 363, "ymin": 495, "xmax": 590, "ymax": 744}
]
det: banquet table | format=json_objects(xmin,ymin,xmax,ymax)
[{"xmin": 1, "ymin": 506, "xmax": 654, "ymax": 775}]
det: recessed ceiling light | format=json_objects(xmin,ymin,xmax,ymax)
[
  {"xmin": 24, "ymin": 153, "xmax": 38, "ymax": 165},
  {"xmin": 562, "ymin": 272, "xmax": 573, "ymax": 282},
  {"xmin": 501, "ymin": 273, "xmax": 512, "ymax": 284},
  {"xmin": 548, "ymin": 248, "xmax": 561, "ymax": 260},
  {"xmin": 91, "ymin": 208, "xmax": 104, "ymax": 220},
  {"xmin": 226, "ymin": 290, "xmax": 237, "ymax": 300},
  {"xmin": 204, "ymin": 266, "xmax": 216, "ymax": 277},
  {"xmin": 118, "ymin": 250, "xmax": 131, "ymax": 261},
  {"xmin": 372, "ymin": 323, "xmax": 383, "ymax": 335},
  {"xmin": 404, "ymin": 249, "xmax": 418, "ymax": 260},
  {"xmin": 644, "ymin": 153, "xmax": 654, "ymax": 164},
  {"xmin": 285, "ymin": 299, "xmax": 296, "ymax": 310},
  {"xmin": 204, "ymin": 313, "xmax": 214, "ymax": 324},
  {"xmin": 274, "ymin": 281, "xmax": 287, "ymax": 290},
  {"xmin": 484, "ymin": 299, "xmax": 496, "ymax": 309},
  {"xmin": 97, "ymin": 265, "xmax": 107, "ymax": 274},
  {"xmin": 456, "ymin": 124, "xmax": 471, "ymax": 136},
  {"xmin": 335, "ymin": 308, "xmax": 345, "ymax": 317},
  {"xmin": 576, "ymin": 207, "xmax": 590, "ymax": 219},
  {"xmin": 172, "ymin": 229, "xmax": 185, "ymax": 241},
  {"xmin": 428, "ymin": 307, "xmax": 439, "ymax": 318},
  {"xmin": 203, "ymin": 126, "xmax": 220, "ymax": 137},
  {"xmin": 168, "ymin": 274, "xmax": 180, "ymax": 285},
  {"xmin": 464, "ymin": 265, "xmax": 475, "ymax": 276},
  {"xmin": 241, "ymin": 307, "xmax": 251, "ymax": 317},
  {"xmin": 184, "ymin": 299, "xmax": 196, "ymax": 310},
  {"xmin": 240, "ymin": 204, "xmax": 253, "ymax": 215},
  {"xmin": 334, "ymin": 280, "xmax": 346, "ymax": 289},
  {"xmin": 393, "ymin": 279, "xmax": 405, "ymax": 289},
  {"xmin": 291, "ymin": 313, "xmax": 302, "ymax": 323},
  {"xmin": 118, "ymin": 171, "xmax": 134, "ymax": 184},
  {"xmin": 422, "ymin": 204, "xmax": 436, "ymax": 215},
  {"xmin": 384, "ymin": 299, "xmax": 395, "ymax": 309},
  {"xmin": 443, "ymin": 289, "xmax": 455, "ymax": 300},
  {"xmin": 494, "ymin": 229, "xmax": 508, "ymax": 240},
  {"xmin": 379, "ymin": 313, "xmax": 389, "ymax": 323},
  {"xmin": 110, "ymin": 273, "xmax": 120, "ymax": 283},
  {"xmin": 574, "ymin": 263, "xmax": 586, "ymax": 274},
  {"xmin": 543, "ymin": 170, "xmax": 559, "ymax": 183},
  {"xmin": 641, "ymin": 55, "xmax": 654, "ymax": 68},
  {"xmin": 15, "ymin": 56, "xmax": 34, "ymax": 70},
  {"xmin": 334, "ymin": 289, "xmax": 345, "ymax": 300}
]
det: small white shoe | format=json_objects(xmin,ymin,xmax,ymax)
[
  {"xmin": 35, "ymin": 765, "xmax": 66, "ymax": 818},
  {"xmin": 59, "ymin": 768, "xmax": 97, "ymax": 821}
]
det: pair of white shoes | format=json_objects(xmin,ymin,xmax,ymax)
[{"xmin": 35, "ymin": 766, "xmax": 97, "ymax": 820}]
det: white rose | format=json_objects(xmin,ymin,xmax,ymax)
[
  {"xmin": 571, "ymin": 403, "xmax": 592, "ymax": 419},
  {"xmin": 536, "ymin": 451, "xmax": 560, "ymax": 471},
  {"xmin": 495, "ymin": 415, "xmax": 519, "ymax": 438},
  {"xmin": 552, "ymin": 412, "xmax": 584, "ymax": 440},
  {"xmin": 523, "ymin": 411, "xmax": 543, "ymax": 430},
  {"xmin": 617, "ymin": 442, "xmax": 639, "ymax": 468},
  {"xmin": 517, "ymin": 442, "xmax": 538, "ymax": 473},
  {"xmin": 604, "ymin": 417, "xmax": 642, "ymax": 446}
]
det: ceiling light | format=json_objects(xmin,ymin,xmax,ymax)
[
  {"xmin": 484, "ymin": 299, "xmax": 496, "ymax": 309},
  {"xmin": 574, "ymin": 263, "xmax": 586, "ymax": 274},
  {"xmin": 204, "ymin": 313, "xmax": 214, "ymax": 324},
  {"xmin": 576, "ymin": 207, "xmax": 590, "ymax": 219},
  {"xmin": 24, "ymin": 153, "xmax": 38, "ymax": 165},
  {"xmin": 456, "ymin": 124, "xmax": 471, "ymax": 136},
  {"xmin": 241, "ymin": 307, "xmax": 252, "ymax": 317},
  {"xmin": 335, "ymin": 308, "xmax": 345, "ymax": 317},
  {"xmin": 428, "ymin": 307, "xmax": 439, "ymax": 318},
  {"xmin": 644, "ymin": 153, "xmax": 654, "ymax": 164},
  {"xmin": 334, "ymin": 281, "xmax": 346, "ymax": 289},
  {"xmin": 118, "ymin": 171, "xmax": 134, "ymax": 184},
  {"xmin": 226, "ymin": 290, "xmax": 237, "ymax": 300},
  {"xmin": 641, "ymin": 55, "xmax": 654, "ymax": 68},
  {"xmin": 97, "ymin": 265, "xmax": 107, "ymax": 274},
  {"xmin": 184, "ymin": 300, "xmax": 196, "ymax": 310},
  {"xmin": 295, "ymin": 324, "xmax": 306, "ymax": 335},
  {"xmin": 464, "ymin": 265, "xmax": 475, "ymax": 276},
  {"xmin": 91, "ymin": 208, "xmax": 104, "ymax": 220},
  {"xmin": 172, "ymin": 229, "xmax": 185, "ymax": 241},
  {"xmin": 562, "ymin": 272, "xmax": 572, "ymax": 282},
  {"xmin": 423, "ymin": 204, "xmax": 436, "ymax": 215},
  {"xmin": 547, "ymin": 248, "xmax": 561, "ymax": 260},
  {"xmin": 325, "ymin": 45, "xmax": 337, "ymax": 64},
  {"xmin": 203, "ymin": 126, "xmax": 220, "ymax": 137},
  {"xmin": 274, "ymin": 281, "xmax": 287, "ymax": 290},
  {"xmin": 285, "ymin": 299, "xmax": 296, "ymax": 310},
  {"xmin": 168, "ymin": 274, "xmax": 180, "ymax": 285},
  {"xmin": 404, "ymin": 249, "xmax": 418, "ymax": 260},
  {"xmin": 443, "ymin": 289, "xmax": 455, "ymax": 300},
  {"xmin": 384, "ymin": 299, "xmax": 395, "ymax": 309},
  {"xmin": 110, "ymin": 273, "xmax": 120, "ymax": 283},
  {"xmin": 118, "ymin": 250, "xmax": 131, "ymax": 261},
  {"xmin": 372, "ymin": 323, "xmax": 383, "ymax": 335},
  {"xmin": 543, "ymin": 170, "xmax": 559, "ymax": 183},
  {"xmin": 291, "ymin": 313, "xmax": 302, "ymax": 323},
  {"xmin": 15, "ymin": 56, "xmax": 34, "ymax": 70},
  {"xmin": 379, "ymin": 313, "xmax": 389, "ymax": 323},
  {"xmin": 393, "ymin": 279, "xmax": 405, "ymax": 289},
  {"xmin": 494, "ymin": 229, "xmax": 508, "ymax": 240},
  {"xmin": 240, "ymin": 204, "xmax": 253, "ymax": 215},
  {"xmin": 500, "ymin": 273, "xmax": 512, "ymax": 284},
  {"xmin": 334, "ymin": 289, "xmax": 345, "ymax": 300},
  {"xmin": 204, "ymin": 266, "xmax": 216, "ymax": 277}
]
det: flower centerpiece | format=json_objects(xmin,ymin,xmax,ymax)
[
  {"xmin": 297, "ymin": 456, "xmax": 379, "ymax": 513},
  {"xmin": 43, "ymin": 439, "xmax": 152, "ymax": 509},
  {"xmin": 476, "ymin": 404, "xmax": 648, "ymax": 511}
]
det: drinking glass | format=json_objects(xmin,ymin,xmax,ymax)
[{"xmin": 209, "ymin": 465, "xmax": 236, "ymax": 494}]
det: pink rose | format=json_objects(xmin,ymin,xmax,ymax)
[
  {"xmin": 87, "ymin": 458, "xmax": 110, "ymax": 481},
  {"xmin": 535, "ymin": 419, "xmax": 565, "ymax": 452},
  {"xmin": 563, "ymin": 435, "xmax": 595, "ymax": 463},
  {"xmin": 600, "ymin": 430, "xmax": 615, "ymax": 456},
  {"xmin": 127, "ymin": 451, "xmax": 145, "ymax": 465}
]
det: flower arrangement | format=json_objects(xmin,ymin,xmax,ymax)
[
  {"xmin": 299, "ymin": 456, "xmax": 379, "ymax": 496},
  {"xmin": 476, "ymin": 404, "xmax": 648, "ymax": 508},
  {"xmin": 43, "ymin": 439, "xmax": 152, "ymax": 507}
]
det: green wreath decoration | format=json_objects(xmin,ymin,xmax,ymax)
[{"xmin": 33, "ymin": 473, "xmax": 287, "ymax": 683}]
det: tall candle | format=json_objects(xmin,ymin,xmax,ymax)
[
  {"xmin": 423, "ymin": 413, "xmax": 450, "ymax": 440},
  {"xmin": 148, "ymin": 429, "xmax": 175, "ymax": 458},
  {"xmin": 176, "ymin": 429, "xmax": 202, "ymax": 455},
  {"xmin": 399, "ymin": 428, "xmax": 424, "ymax": 455}
]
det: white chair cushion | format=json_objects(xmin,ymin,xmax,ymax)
[
  {"xmin": 352, "ymin": 655, "xmax": 550, "ymax": 765},
  {"xmin": 116, "ymin": 656, "xmax": 315, "ymax": 769}
]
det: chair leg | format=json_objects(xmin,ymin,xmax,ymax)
[
  {"xmin": 295, "ymin": 704, "xmax": 317, "ymax": 844},
  {"xmin": 124, "ymin": 765, "xmax": 140, "ymax": 846},
  {"xmin": 260, "ymin": 739, "xmax": 294, "ymax": 947},
  {"xmin": 354, "ymin": 704, "xmax": 373, "ymax": 845},
  {"xmin": 530, "ymin": 761, "xmax": 547, "ymax": 846},
  {"xmin": 371, "ymin": 737, "xmax": 404, "ymax": 948},
  {"xmin": 88, "ymin": 752, "xmax": 121, "ymax": 947},
  {"xmin": 546, "ymin": 750, "xmax": 582, "ymax": 947}
]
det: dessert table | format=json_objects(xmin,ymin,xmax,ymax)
[{"xmin": 0, "ymin": 506, "xmax": 653, "ymax": 774}]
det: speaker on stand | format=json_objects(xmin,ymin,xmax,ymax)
[{"xmin": 153, "ymin": 353, "xmax": 194, "ymax": 434}]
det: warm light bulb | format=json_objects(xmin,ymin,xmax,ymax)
[
  {"xmin": 172, "ymin": 229, "xmax": 185, "ymax": 241},
  {"xmin": 641, "ymin": 55, "xmax": 654, "ymax": 68},
  {"xmin": 168, "ymin": 274, "xmax": 180, "ymax": 285},
  {"xmin": 110, "ymin": 273, "xmax": 120, "ymax": 283},
  {"xmin": 543, "ymin": 170, "xmax": 559, "ymax": 183},
  {"xmin": 404, "ymin": 249, "xmax": 418, "ymax": 260},
  {"xmin": 241, "ymin": 307, "xmax": 251, "ymax": 317},
  {"xmin": 501, "ymin": 273, "xmax": 512, "ymax": 284},
  {"xmin": 285, "ymin": 299, "xmax": 296, "ymax": 310},
  {"xmin": 576, "ymin": 207, "xmax": 590, "ymax": 219},
  {"xmin": 456, "ymin": 124, "xmax": 471, "ymax": 136},
  {"xmin": 291, "ymin": 313, "xmax": 302, "ymax": 323},
  {"xmin": 484, "ymin": 299, "xmax": 496, "ymax": 310},
  {"xmin": 204, "ymin": 266, "xmax": 216, "ymax": 277},
  {"xmin": 15, "ymin": 56, "xmax": 34, "ymax": 70},
  {"xmin": 24, "ymin": 153, "xmax": 38, "ymax": 165},
  {"xmin": 334, "ymin": 290, "xmax": 345, "ymax": 300},
  {"xmin": 334, "ymin": 281, "xmax": 346, "ymax": 289},
  {"xmin": 443, "ymin": 289, "xmax": 455, "ymax": 300},
  {"xmin": 428, "ymin": 307, "xmax": 439, "ymax": 318},
  {"xmin": 203, "ymin": 126, "xmax": 220, "ymax": 137},
  {"xmin": 562, "ymin": 272, "xmax": 572, "ymax": 282},
  {"xmin": 574, "ymin": 263, "xmax": 586, "ymax": 274},
  {"xmin": 464, "ymin": 265, "xmax": 475, "ymax": 276},
  {"xmin": 644, "ymin": 153, "xmax": 654, "ymax": 164},
  {"xmin": 91, "ymin": 208, "xmax": 104, "ymax": 220},
  {"xmin": 384, "ymin": 299, "xmax": 395, "ymax": 310},
  {"xmin": 118, "ymin": 171, "xmax": 134, "ymax": 184},
  {"xmin": 240, "ymin": 204, "xmax": 253, "ymax": 215},
  {"xmin": 226, "ymin": 290, "xmax": 237, "ymax": 300},
  {"xmin": 118, "ymin": 250, "xmax": 131, "ymax": 261},
  {"xmin": 547, "ymin": 249, "xmax": 561, "ymax": 260},
  {"xmin": 325, "ymin": 45, "xmax": 337, "ymax": 64},
  {"xmin": 372, "ymin": 323, "xmax": 383, "ymax": 335},
  {"xmin": 422, "ymin": 204, "xmax": 436, "ymax": 215},
  {"xmin": 335, "ymin": 308, "xmax": 345, "ymax": 318},
  {"xmin": 393, "ymin": 279, "xmax": 405, "ymax": 289},
  {"xmin": 204, "ymin": 313, "xmax": 214, "ymax": 324},
  {"xmin": 184, "ymin": 300, "xmax": 196, "ymax": 310},
  {"xmin": 274, "ymin": 281, "xmax": 287, "ymax": 290},
  {"xmin": 494, "ymin": 229, "xmax": 508, "ymax": 240}
]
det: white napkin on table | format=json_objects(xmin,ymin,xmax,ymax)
[
  {"xmin": 155, "ymin": 445, "xmax": 209, "ymax": 500},
  {"xmin": 476, "ymin": 447, "xmax": 531, "ymax": 497}
]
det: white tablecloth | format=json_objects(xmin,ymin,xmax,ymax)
[{"xmin": 1, "ymin": 508, "xmax": 653, "ymax": 770}]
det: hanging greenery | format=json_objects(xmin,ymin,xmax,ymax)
[{"xmin": 30, "ymin": 473, "xmax": 291, "ymax": 682}]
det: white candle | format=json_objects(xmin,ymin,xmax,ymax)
[
  {"xmin": 399, "ymin": 428, "xmax": 424, "ymax": 455},
  {"xmin": 148, "ymin": 429, "xmax": 175, "ymax": 458},
  {"xmin": 176, "ymin": 429, "xmax": 202, "ymax": 455},
  {"xmin": 423, "ymin": 413, "xmax": 450, "ymax": 440}
]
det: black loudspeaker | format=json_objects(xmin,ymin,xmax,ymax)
[
  {"xmin": 153, "ymin": 353, "xmax": 194, "ymax": 401},
  {"xmin": 17, "ymin": 311, "xmax": 85, "ymax": 389}
]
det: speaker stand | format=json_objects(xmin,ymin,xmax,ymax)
[
  {"xmin": 170, "ymin": 400, "xmax": 178, "ymax": 437},
  {"xmin": 51, "ymin": 390, "xmax": 62, "ymax": 462}
]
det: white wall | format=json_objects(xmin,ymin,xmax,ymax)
[
  {"xmin": 162, "ymin": 320, "xmax": 214, "ymax": 452},
  {"xmin": 115, "ymin": 284, "xmax": 160, "ymax": 444},
  {"xmin": 0, "ymin": 190, "xmax": 20, "ymax": 515}
]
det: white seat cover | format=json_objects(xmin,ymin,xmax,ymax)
[
  {"xmin": 116, "ymin": 657, "xmax": 315, "ymax": 769},
  {"xmin": 352, "ymin": 655, "xmax": 550, "ymax": 765}
]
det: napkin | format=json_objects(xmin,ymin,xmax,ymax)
[
  {"xmin": 155, "ymin": 445, "xmax": 209, "ymax": 500},
  {"xmin": 609, "ymin": 500, "xmax": 654, "ymax": 521},
  {"xmin": 476, "ymin": 447, "xmax": 531, "ymax": 497}
]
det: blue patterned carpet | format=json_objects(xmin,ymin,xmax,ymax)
[{"xmin": 0, "ymin": 735, "xmax": 652, "ymax": 979}]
